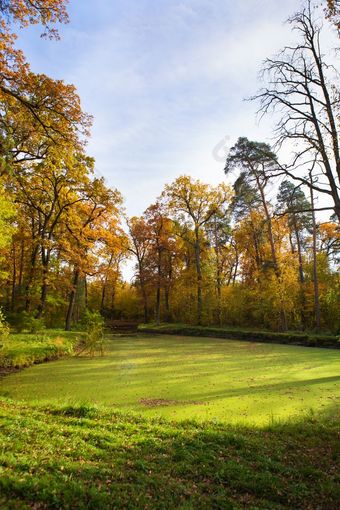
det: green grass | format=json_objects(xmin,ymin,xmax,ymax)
[
  {"xmin": 0, "ymin": 398, "xmax": 339, "ymax": 509},
  {"xmin": 0, "ymin": 330, "xmax": 84, "ymax": 370},
  {"xmin": 139, "ymin": 323, "xmax": 340, "ymax": 348},
  {"xmin": 1, "ymin": 334, "xmax": 339, "ymax": 425}
]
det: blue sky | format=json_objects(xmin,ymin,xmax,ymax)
[{"xmin": 16, "ymin": 0, "xmax": 313, "ymax": 216}]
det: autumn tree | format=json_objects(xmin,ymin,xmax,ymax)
[
  {"xmin": 62, "ymin": 178, "xmax": 123, "ymax": 330},
  {"xmin": 10, "ymin": 150, "xmax": 93, "ymax": 316},
  {"xmin": 225, "ymin": 138, "xmax": 292, "ymax": 329},
  {"xmin": 127, "ymin": 216, "xmax": 153, "ymax": 323},
  {"xmin": 163, "ymin": 176, "xmax": 231, "ymax": 325},
  {"xmin": 230, "ymin": 172, "xmax": 263, "ymax": 274},
  {"xmin": 325, "ymin": 0, "xmax": 340, "ymax": 32},
  {"xmin": 0, "ymin": 0, "xmax": 91, "ymax": 174},
  {"xmin": 276, "ymin": 181, "xmax": 312, "ymax": 327}
]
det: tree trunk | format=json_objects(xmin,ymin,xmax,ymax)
[
  {"xmin": 84, "ymin": 276, "xmax": 88, "ymax": 309},
  {"xmin": 256, "ymin": 177, "xmax": 287, "ymax": 331},
  {"xmin": 101, "ymin": 280, "xmax": 107, "ymax": 312},
  {"xmin": 25, "ymin": 244, "xmax": 39, "ymax": 312},
  {"xmin": 215, "ymin": 249, "xmax": 222, "ymax": 326},
  {"xmin": 11, "ymin": 242, "xmax": 16, "ymax": 311},
  {"xmin": 310, "ymin": 185, "xmax": 321, "ymax": 330},
  {"xmin": 164, "ymin": 253, "xmax": 173, "ymax": 322},
  {"xmin": 141, "ymin": 284, "xmax": 148, "ymax": 323},
  {"xmin": 194, "ymin": 227, "xmax": 203, "ymax": 325},
  {"xmin": 36, "ymin": 247, "xmax": 51, "ymax": 318},
  {"xmin": 65, "ymin": 269, "xmax": 80, "ymax": 331},
  {"xmin": 232, "ymin": 246, "xmax": 239, "ymax": 285},
  {"xmin": 18, "ymin": 238, "xmax": 24, "ymax": 287},
  {"xmin": 292, "ymin": 214, "xmax": 306, "ymax": 329},
  {"xmin": 155, "ymin": 250, "xmax": 162, "ymax": 326}
]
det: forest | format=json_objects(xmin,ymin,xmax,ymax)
[
  {"xmin": 0, "ymin": 1, "xmax": 339, "ymax": 335},
  {"xmin": 0, "ymin": 1, "xmax": 339, "ymax": 509}
]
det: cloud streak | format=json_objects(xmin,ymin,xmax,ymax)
[{"xmin": 16, "ymin": 0, "xmax": 311, "ymax": 215}]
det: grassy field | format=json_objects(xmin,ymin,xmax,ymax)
[
  {"xmin": 0, "ymin": 330, "xmax": 84, "ymax": 370},
  {"xmin": 1, "ymin": 334, "xmax": 339, "ymax": 425},
  {"xmin": 0, "ymin": 398, "xmax": 339, "ymax": 510}
]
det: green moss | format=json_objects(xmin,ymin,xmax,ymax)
[{"xmin": 2, "ymin": 334, "xmax": 339, "ymax": 425}]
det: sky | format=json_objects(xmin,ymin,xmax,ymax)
[{"xmin": 14, "ymin": 0, "xmax": 322, "ymax": 217}]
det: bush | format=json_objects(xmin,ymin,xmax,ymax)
[
  {"xmin": 0, "ymin": 308, "xmax": 10, "ymax": 342},
  {"xmin": 78, "ymin": 309, "xmax": 104, "ymax": 330},
  {"xmin": 77, "ymin": 310, "xmax": 105, "ymax": 357},
  {"xmin": 7, "ymin": 312, "xmax": 45, "ymax": 334}
]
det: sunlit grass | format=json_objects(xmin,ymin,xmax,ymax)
[
  {"xmin": 2, "ymin": 334, "xmax": 339, "ymax": 425},
  {"xmin": 0, "ymin": 398, "xmax": 339, "ymax": 509},
  {"xmin": 0, "ymin": 330, "xmax": 83, "ymax": 369}
]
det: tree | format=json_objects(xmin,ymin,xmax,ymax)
[
  {"xmin": 252, "ymin": 0, "xmax": 340, "ymax": 221},
  {"xmin": 276, "ymin": 180, "xmax": 312, "ymax": 327},
  {"xmin": 0, "ymin": 0, "xmax": 68, "ymax": 38},
  {"xmin": 0, "ymin": 0, "xmax": 90, "ymax": 173},
  {"xmin": 225, "ymin": 138, "xmax": 280, "ymax": 272},
  {"xmin": 144, "ymin": 202, "xmax": 175, "ymax": 325},
  {"xmin": 225, "ymin": 137, "xmax": 289, "ymax": 329},
  {"xmin": 325, "ymin": 0, "xmax": 340, "ymax": 32},
  {"xmin": 63, "ymin": 178, "xmax": 123, "ymax": 330},
  {"xmin": 11, "ymin": 149, "xmax": 93, "ymax": 315},
  {"xmin": 127, "ymin": 216, "xmax": 153, "ymax": 323},
  {"xmin": 164, "ymin": 176, "xmax": 231, "ymax": 325}
]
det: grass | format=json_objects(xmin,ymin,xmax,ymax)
[
  {"xmin": 139, "ymin": 323, "xmax": 340, "ymax": 348},
  {"xmin": 1, "ymin": 334, "xmax": 339, "ymax": 425},
  {"xmin": 0, "ymin": 398, "xmax": 339, "ymax": 509},
  {"xmin": 0, "ymin": 330, "xmax": 84, "ymax": 370}
]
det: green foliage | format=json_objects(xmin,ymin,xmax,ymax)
[
  {"xmin": 0, "ymin": 398, "xmax": 338, "ymax": 509},
  {"xmin": 0, "ymin": 180, "xmax": 15, "ymax": 253},
  {"xmin": 79, "ymin": 309, "xmax": 104, "ymax": 330},
  {"xmin": 7, "ymin": 311, "xmax": 45, "ymax": 334},
  {"xmin": 24, "ymin": 314, "xmax": 46, "ymax": 334},
  {"xmin": 77, "ymin": 310, "xmax": 105, "ymax": 356},
  {"xmin": 0, "ymin": 308, "xmax": 10, "ymax": 342}
]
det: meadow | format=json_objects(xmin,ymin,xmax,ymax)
[{"xmin": 1, "ymin": 334, "xmax": 339, "ymax": 425}]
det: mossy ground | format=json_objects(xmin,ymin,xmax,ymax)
[
  {"xmin": 1, "ymin": 333, "xmax": 339, "ymax": 508},
  {"xmin": 1, "ymin": 334, "xmax": 339, "ymax": 425}
]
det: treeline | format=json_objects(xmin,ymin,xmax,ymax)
[
  {"xmin": 0, "ymin": 1, "xmax": 339, "ymax": 333},
  {"xmin": 114, "ymin": 168, "xmax": 338, "ymax": 332}
]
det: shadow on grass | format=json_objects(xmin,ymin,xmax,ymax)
[{"xmin": 0, "ymin": 400, "xmax": 339, "ymax": 510}]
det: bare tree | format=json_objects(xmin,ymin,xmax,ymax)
[{"xmin": 252, "ymin": 0, "xmax": 340, "ymax": 221}]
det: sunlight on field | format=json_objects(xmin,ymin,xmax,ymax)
[{"xmin": 1, "ymin": 335, "xmax": 339, "ymax": 425}]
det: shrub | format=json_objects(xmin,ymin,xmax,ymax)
[
  {"xmin": 7, "ymin": 312, "xmax": 45, "ymax": 333},
  {"xmin": 77, "ymin": 310, "xmax": 105, "ymax": 357},
  {"xmin": 78, "ymin": 309, "xmax": 104, "ymax": 330},
  {"xmin": 0, "ymin": 308, "xmax": 10, "ymax": 342}
]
